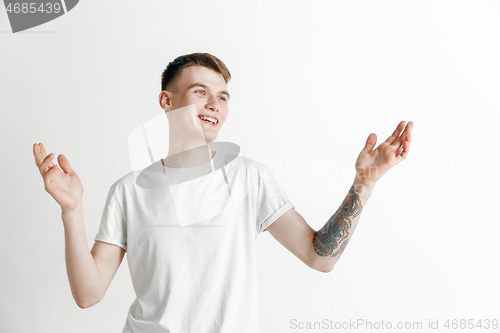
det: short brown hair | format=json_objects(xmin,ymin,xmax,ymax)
[{"xmin": 161, "ymin": 53, "xmax": 231, "ymax": 92}]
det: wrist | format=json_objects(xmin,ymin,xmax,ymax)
[
  {"xmin": 61, "ymin": 203, "xmax": 83, "ymax": 220},
  {"xmin": 352, "ymin": 176, "xmax": 376, "ymax": 197}
]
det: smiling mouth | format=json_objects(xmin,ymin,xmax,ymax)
[{"xmin": 198, "ymin": 115, "xmax": 218, "ymax": 126}]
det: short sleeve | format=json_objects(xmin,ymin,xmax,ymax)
[
  {"xmin": 94, "ymin": 184, "xmax": 127, "ymax": 251},
  {"xmin": 255, "ymin": 165, "xmax": 295, "ymax": 234}
]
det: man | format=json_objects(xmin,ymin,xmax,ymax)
[{"xmin": 33, "ymin": 52, "xmax": 413, "ymax": 332}]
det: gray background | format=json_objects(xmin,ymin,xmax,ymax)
[{"xmin": 1, "ymin": 0, "xmax": 499, "ymax": 332}]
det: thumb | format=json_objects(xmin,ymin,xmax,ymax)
[
  {"xmin": 362, "ymin": 133, "xmax": 377, "ymax": 153},
  {"xmin": 58, "ymin": 154, "xmax": 75, "ymax": 175}
]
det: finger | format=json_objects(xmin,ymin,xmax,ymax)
[
  {"xmin": 58, "ymin": 154, "xmax": 75, "ymax": 175},
  {"xmin": 40, "ymin": 142, "xmax": 47, "ymax": 157},
  {"xmin": 39, "ymin": 152, "xmax": 53, "ymax": 172},
  {"xmin": 393, "ymin": 142, "xmax": 408, "ymax": 164},
  {"xmin": 45, "ymin": 164, "xmax": 60, "ymax": 176},
  {"xmin": 392, "ymin": 119, "xmax": 414, "ymax": 148},
  {"xmin": 38, "ymin": 143, "xmax": 55, "ymax": 169},
  {"xmin": 33, "ymin": 143, "xmax": 44, "ymax": 166},
  {"xmin": 33, "ymin": 143, "xmax": 40, "ymax": 165},
  {"xmin": 39, "ymin": 152, "xmax": 56, "ymax": 176},
  {"xmin": 392, "ymin": 131, "xmax": 406, "ymax": 148},
  {"xmin": 405, "ymin": 121, "xmax": 413, "ymax": 144},
  {"xmin": 362, "ymin": 133, "xmax": 377, "ymax": 153},
  {"xmin": 401, "ymin": 139, "xmax": 410, "ymax": 159},
  {"xmin": 384, "ymin": 121, "xmax": 406, "ymax": 145}
]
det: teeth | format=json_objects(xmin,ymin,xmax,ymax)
[{"xmin": 200, "ymin": 115, "xmax": 217, "ymax": 124}]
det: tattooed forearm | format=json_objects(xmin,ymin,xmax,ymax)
[{"xmin": 313, "ymin": 186, "xmax": 363, "ymax": 257}]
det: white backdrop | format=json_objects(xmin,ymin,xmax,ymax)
[{"xmin": 1, "ymin": 1, "xmax": 499, "ymax": 332}]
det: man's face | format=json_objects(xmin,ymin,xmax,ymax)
[{"xmin": 161, "ymin": 65, "xmax": 230, "ymax": 143}]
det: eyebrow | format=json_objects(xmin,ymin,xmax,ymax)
[{"xmin": 187, "ymin": 83, "xmax": 231, "ymax": 100}]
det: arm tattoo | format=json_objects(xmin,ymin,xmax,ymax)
[{"xmin": 313, "ymin": 186, "xmax": 363, "ymax": 257}]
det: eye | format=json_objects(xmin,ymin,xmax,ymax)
[
  {"xmin": 195, "ymin": 90, "xmax": 205, "ymax": 95},
  {"xmin": 218, "ymin": 96, "xmax": 227, "ymax": 102}
]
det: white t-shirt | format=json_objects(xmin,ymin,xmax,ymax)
[{"xmin": 94, "ymin": 150, "xmax": 295, "ymax": 333}]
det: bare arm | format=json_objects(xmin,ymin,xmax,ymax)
[
  {"xmin": 34, "ymin": 143, "xmax": 125, "ymax": 308},
  {"xmin": 267, "ymin": 121, "xmax": 413, "ymax": 272},
  {"xmin": 265, "ymin": 182, "xmax": 371, "ymax": 273},
  {"xmin": 310, "ymin": 182, "xmax": 372, "ymax": 272},
  {"xmin": 62, "ymin": 205, "xmax": 126, "ymax": 309},
  {"xmin": 62, "ymin": 205, "xmax": 102, "ymax": 308}
]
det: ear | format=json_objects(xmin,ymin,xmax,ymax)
[{"xmin": 159, "ymin": 90, "xmax": 174, "ymax": 112}]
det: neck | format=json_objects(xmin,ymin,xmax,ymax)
[
  {"xmin": 162, "ymin": 106, "xmax": 216, "ymax": 168},
  {"xmin": 162, "ymin": 142, "xmax": 214, "ymax": 168}
]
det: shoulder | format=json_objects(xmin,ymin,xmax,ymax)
[
  {"xmin": 107, "ymin": 168, "xmax": 141, "ymax": 195},
  {"xmin": 231, "ymin": 155, "xmax": 279, "ymax": 185},
  {"xmin": 111, "ymin": 159, "xmax": 173, "ymax": 193},
  {"xmin": 238, "ymin": 155, "xmax": 267, "ymax": 172},
  {"xmin": 223, "ymin": 154, "xmax": 271, "ymax": 180}
]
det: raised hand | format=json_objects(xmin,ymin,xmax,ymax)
[
  {"xmin": 33, "ymin": 143, "xmax": 84, "ymax": 213},
  {"xmin": 354, "ymin": 121, "xmax": 413, "ymax": 187}
]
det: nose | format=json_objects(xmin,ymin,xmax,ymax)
[{"xmin": 205, "ymin": 96, "xmax": 219, "ymax": 112}]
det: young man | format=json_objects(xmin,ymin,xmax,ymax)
[{"xmin": 33, "ymin": 52, "xmax": 413, "ymax": 332}]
